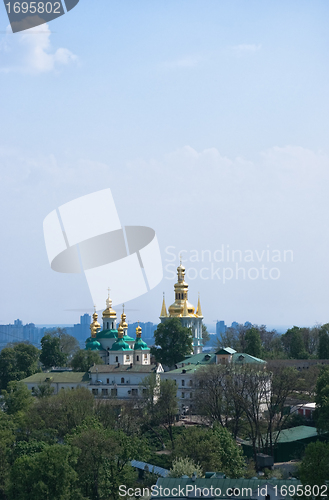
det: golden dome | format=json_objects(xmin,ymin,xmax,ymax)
[
  {"xmin": 90, "ymin": 308, "xmax": 101, "ymax": 338},
  {"xmin": 120, "ymin": 306, "xmax": 128, "ymax": 329},
  {"xmin": 136, "ymin": 322, "xmax": 142, "ymax": 338},
  {"xmin": 102, "ymin": 289, "xmax": 116, "ymax": 318},
  {"xmin": 117, "ymin": 324, "xmax": 124, "ymax": 338},
  {"xmin": 167, "ymin": 263, "xmax": 196, "ymax": 317}
]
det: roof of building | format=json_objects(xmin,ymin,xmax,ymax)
[
  {"xmin": 21, "ymin": 372, "xmax": 90, "ymax": 384},
  {"xmin": 231, "ymin": 353, "xmax": 266, "ymax": 364},
  {"xmin": 134, "ymin": 337, "xmax": 150, "ymax": 350},
  {"xmin": 86, "ymin": 337, "xmax": 104, "ymax": 351},
  {"xmin": 96, "ymin": 329, "xmax": 118, "ymax": 339},
  {"xmin": 89, "ymin": 364, "xmax": 158, "ymax": 374},
  {"xmin": 152, "ymin": 478, "xmax": 301, "ymax": 499},
  {"xmin": 179, "ymin": 352, "xmax": 216, "ymax": 365},
  {"xmin": 215, "ymin": 347, "xmax": 237, "ymax": 355},
  {"xmin": 241, "ymin": 426, "xmax": 323, "ymax": 447},
  {"xmin": 130, "ymin": 460, "xmax": 169, "ymax": 477},
  {"xmin": 110, "ymin": 338, "xmax": 133, "ymax": 351}
]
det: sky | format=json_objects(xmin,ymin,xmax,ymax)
[{"xmin": 0, "ymin": 0, "xmax": 329, "ymax": 331}]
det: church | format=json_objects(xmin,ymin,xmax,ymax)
[{"xmin": 159, "ymin": 260, "xmax": 204, "ymax": 355}]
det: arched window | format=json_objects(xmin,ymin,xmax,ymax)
[
  {"xmin": 136, "ymin": 355, "xmax": 139, "ymax": 361},
  {"xmin": 121, "ymin": 377, "xmax": 124, "ymax": 384},
  {"xmin": 115, "ymin": 356, "xmax": 118, "ymax": 362}
]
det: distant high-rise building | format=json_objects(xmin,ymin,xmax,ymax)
[{"xmin": 216, "ymin": 320, "xmax": 227, "ymax": 336}]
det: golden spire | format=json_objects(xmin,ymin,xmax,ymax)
[
  {"xmin": 117, "ymin": 324, "xmax": 124, "ymax": 339},
  {"xmin": 90, "ymin": 306, "xmax": 101, "ymax": 338},
  {"xmin": 119, "ymin": 304, "xmax": 128, "ymax": 330},
  {"xmin": 196, "ymin": 293, "xmax": 203, "ymax": 317},
  {"xmin": 103, "ymin": 288, "xmax": 116, "ymax": 318},
  {"xmin": 160, "ymin": 293, "xmax": 168, "ymax": 317},
  {"xmin": 182, "ymin": 298, "xmax": 189, "ymax": 317},
  {"xmin": 136, "ymin": 321, "xmax": 142, "ymax": 339}
]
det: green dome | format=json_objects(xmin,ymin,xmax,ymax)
[
  {"xmin": 111, "ymin": 338, "xmax": 133, "ymax": 351},
  {"xmin": 85, "ymin": 337, "xmax": 103, "ymax": 351},
  {"xmin": 122, "ymin": 334, "xmax": 135, "ymax": 342},
  {"xmin": 134, "ymin": 338, "xmax": 149, "ymax": 350},
  {"xmin": 96, "ymin": 329, "xmax": 118, "ymax": 340}
]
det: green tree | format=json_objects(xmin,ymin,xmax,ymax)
[
  {"xmin": 155, "ymin": 379, "xmax": 178, "ymax": 448},
  {"xmin": 49, "ymin": 328, "xmax": 80, "ymax": 359},
  {"xmin": 33, "ymin": 380, "xmax": 55, "ymax": 398},
  {"xmin": 2, "ymin": 381, "xmax": 34, "ymax": 415},
  {"xmin": 245, "ymin": 328, "xmax": 262, "ymax": 358},
  {"xmin": 314, "ymin": 365, "xmax": 329, "ymax": 433},
  {"xmin": 7, "ymin": 444, "xmax": 83, "ymax": 500},
  {"xmin": 298, "ymin": 441, "xmax": 329, "ymax": 491},
  {"xmin": 0, "ymin": 412, "xmax": 15, "ymax": 500},
  {"xmin": 281, "ymin": 327, "xmax": 308, "ymax": 359},
  {"xmin": 40, "ymin": 334, "xmax": 67, "ymax": 368},
  {"xmin": 68, "ymin": 425, "xmax": 147, "ymax": 500},
  {"xmin": 175, "ymin": 426, "xmax": 244, "ymax": 477},
  {"xmin": 0, "ymin": 343, "xmax": 40, "ymax": 391},
  {"xmin": 70, "ymin": 349, "xmax": 103, "ymax": 372},
  {"xmin": 168, "ymin": 457, "xmax": 204, "ymax": 478},
  {"xmin": 318, "ymin": 324, "xmax": 329, "ymax": 359},
  {"xmin": 151, "ymin": 318, "xmax": 193, "ymax": 368}
]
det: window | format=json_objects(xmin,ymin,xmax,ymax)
[
  {"xmin": 115, "ymin": 356, "xmax": 118, "ymax": 362},
  {"xmin": 71, "ymin": 387, "xmax": 74, "ymax": 390},
  {"xmin": 102, "ymin": 388, "xmax": 108, "ymax": 396},
  {"xmin": 182, "ymin": 380, "xmax": 185, "ymax": 386},
  {"xmin": 92, "ymin": 388, "xmax": 99, "ymax": 395},
  {"xmin": 121, "ymin": 377, "xmax": 125, "ymax": 384},
  {"xmin": 143, "ymin": 388, "xmax": 147, "ymax": 394},
  {"xmin": 189, "ymin": 380, "xmax": 193, "ymax": 386},
  {"xmin": 126, "ymin": 355, "xmax": 130, "ymax": 360},
  {"xmin": 144, "ymin": 354, "xmax": 147, "ymax": 358},
  {"xmin": 181, "ymin": 392, "xmax": 185, "ymax": 398},
  {"xmin": 31, "ymin": 386, "xmax": 35, "ymax": 392},
  {"xmin": 136, "ymin": 355, "xmax": 139, "ymax": 361},
  {"xmin": 111, "ymin": 388, "xmax": 117, "ymax": 396},
  {"xmin": 131, "ymin": 389, "xmax": 138, "ymax": 396},
  {"xmin": 107, "ymin": 378, "xmax": 109, "ymax": 384}
]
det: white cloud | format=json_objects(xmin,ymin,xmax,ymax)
[{"xmin": 0, "ymin": 23, "xmax": 77, "ymax": 74}]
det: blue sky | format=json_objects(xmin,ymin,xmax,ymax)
[{"xmin": 0, "ymin": 1, "xmax": 329, "ymax": 329}]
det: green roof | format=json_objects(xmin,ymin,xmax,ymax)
[
  {"xmin": 96, "ymin": 329, "xmax": 118, "ymax": 339},
  {"xmin": 85, "ymin": 338, "xmax": 103, "ymax": 351},
  {"xmin": 20, "ymin": 372, "xmax": 90, "ymax": 384},
  {"xmin": 110, "ymin": 338, "xmax": 133, "ymax": 351},
  {"xmin": 232, "ymin": 352, "xmax": 266, "ymax": 364},
  {"xmin": 134, "ymin": 338, "xmax": 150, "ymax": 350},
  {"xmin": 122, "ymin": 334, "xmax": 135, "ymax": 342},
  {"xmin": 274, "ymin": 425, "xmax": 320, "ymax": 443},
  {"xmin": 215, "ymin": 347, "xmax": 237, "ymax": 355},
  {"xmin": 180, "ymin": 352, "xmax": 216, "ymax": 365}
]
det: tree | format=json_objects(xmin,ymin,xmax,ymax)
[
  {"xmin": 281, "ymin": 327, "xmax": 308, "ymax": 359},
  {"xmin": 299, "ymin": 441, "xmax": 329, "ymax": 491},
  {"xmin": 0, "ymin": 412, "xmax": 15, "ymax": 500},
  {"xmin": 70, "ymin": 349, "xmax": 103, "ymax": 372},
  {"xmin": 318, "ymin": 324, "xmax": 329, "ymax": 359},
  {"xmin": 0, "ymin": 343, "xmax": 40, "ymax": 391},
  {"xmin": 49, "ymin": 328, "xmax": 80, "ymax": 360},
  {"xmin": 40, "ymin": 334, "xmax": 67, "ymax": 368},
  {"xmin": 174, "ymin": 427, "xmax": 245, "ymax": 478},
  {"xmin": 151, "ymin": 318, "xmax": 193, "ymax": 368},
  {"xmin": 7, "ymin": 444, "xmax": 83, "ymax": 500},
  {"xmin": 68, "ymin": 424, "xmax": 147, "ymax": 500},
  {"xmin": 314, "ymin": 365, "xmax": 329, "ymax": 433},
  {"xmin": 2, "ymin": 381, "xmax": 34, "ymax": 415},
  {"xmin": 202, "ymin": 324, "xmax": 210, "ymax": 346},
  {"xmin": 155, "ymin": 379, "xmax": 178, "ymax": 448},
  {"xmin": 168, "ymin": 457, "xmax": 203, "ymax": 478},
  {"xmin": 33, "ymin": 380, "xmax": 55, "ymax": 398},
  {"xmin": 245, "ymin": 328, "xmax": 262, "ymax": 358}
]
